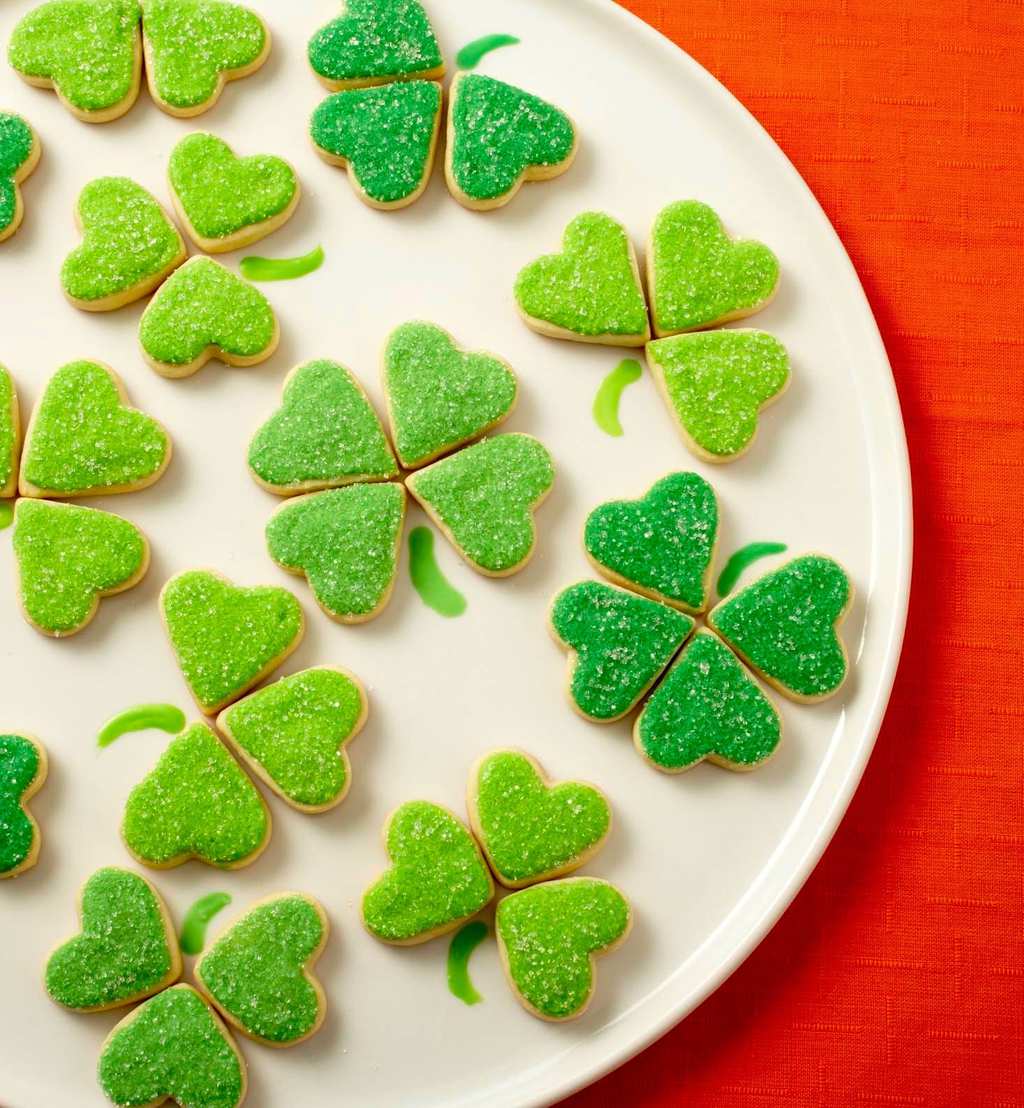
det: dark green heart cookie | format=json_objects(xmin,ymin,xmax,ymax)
[
  {"xmin": 0, "ymin": 733, "xmax": 46, "ymax": 878},
  {"xmin": 0, "ymin": 113, "xmax": 40, "ymax": 243}
]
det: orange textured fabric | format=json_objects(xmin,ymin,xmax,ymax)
[{"xmin": 566, "ymin": 2, "xmax": 1024, "ymax": 1105}]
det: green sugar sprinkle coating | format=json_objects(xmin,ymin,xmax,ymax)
[
  {"xmin": 62, "ymin": 177, "xmax": 182, "ymax": 304},
  {"xmin": 8, "ymin": 0, "xmax": 140, "ymax": 114},
  {"xmin": 122, "ymin": 722, "xmax": 268, "ymax": 867},
  {"xmin": 308, "ymin": 0, "xmax": 443, "ymax": 86},
  {"xmin": 584, "ymin": 471, "xmax": 718, "ymax": 613},
  {"xmin": 169, "ymin": 133, "xmax": 297, "ymax": 241},
  {"xmin": 311, "ymin": 81, "xmax": 441, "ymax": 205},
  {"xmin": 139, "ymin": 257, "xmax": 276, "ymax": 368},
  {"xmin": 550, "ymin": 581, "xmax": 694, "ymax": 722},
  {"xmin": 363, "ymin": 801, "xmax": 493, "ymax": 943},
  {"xmin": 496, "ymin": 878, "xmax": 630, "ymax": 1021},
  {"xmin": 198, "ymin": 895, "xmax": 324, "ymax": 1043},
  {"xmin": 407, "ymin": 434, "xmax": 554, "ymax": 575},
  {"xmin": 13, "ymin": 499, "xmax": 146, "ymax": 635},
  {"xmin": 221, "ymin": 668, "xmax": 365, "ymax": 808},
  {"xmin": 472, "ymin": 751, "xmax": 610, "ymax": 886},
  {"xmin": 0, "ymin": 735, "xmax": 41, "ymax": 874},
  {"xmin": 0, "ymin": 366, "xmax": 17, "ymax": 491},
  {"xmin": 143, "ymin": 0, "xmax": 266, "ymax": 110},
  {"xmin": 449, "ymin": 74, "xmax": 576, "ymax": 202},
  {"xmin": 0, "ymin": 114, "xmax": 35, "ymax": 232},
  {"xmin": 515, "ymin": 212, "xmax": 649, "ymax": 339},
  {"xmin": 21, "ymin": 361, "xmax": 168, "ymax": 495},
  {"xmin": 98, "ymin": 985, "xmax": 244, "ymax": 1108},
  {"xmin": 249, "ymin": 360, "xmax": 397, "ymax": 491},
  {"xmin": 635, "ymin": 630, "xmax": 781, "ymax": 772},
  {"xmin": 383, "ymin": 321, "xmax": 517, "ymax": 468},
  {"xmin": 161, "ymin": 570, "xmax": 303, "ymax": 713},
  {"xmin": 709, "ymin": 554, "xmax": 852, "ymax": 700},
  {"xmin": 647, "ymin": 330, "xmax": 790, "ymax": 460},
  {"xmin": 267, "ymin": 484, "xmax": 405, "ymax": 623},
  {"xmin": 45, "ymin": 867, "xmax": 175, "ymax": 1010}
]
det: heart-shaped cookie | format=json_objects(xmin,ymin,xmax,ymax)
[
  {"xmin": 9, "ymin": 0, "xmax": 142, "ymax": 122},
  {"xmin": 61, "ymin": 176, "xmax": 185, "ymax": 310},
  {"xmin": 307, "ymin": 0, "xmax": 444, "ymax": 90},
  {"xmin": 249, "ymin": 359, "xmax": 397, "ymax": 495},
  {"xmin": 310, "ymin": 81, "xmax": 442, "ymax": 210},
  {"xmin": 13, "ymin": 499, "xmax": 149, "ymax": 637},
  {"xmin": 383, "ymin": 321, "xmax": 518, "ymax": 469},
  {"xmin": 646, "ymin": 330, "xmax": 791, "ymax": 463},
  {"xmin": 0, "ymin": 113, "xmax": 41, "ymax": 243},
  {"xmin": 496, "ymin": 877, "xmax": 631, "ymax": 1021},
  {"xmin": 45, "ymin": 867, "xmax": 181, "ymax": 1010},
  {"xmin": 648, "ymin": 200, "xmax": 780, "ymax": 336},
  {"xmin": 469, "ymin": 750, "xmax": 612, "ymax": 888},
  {"xmin": 362, "ymin": 800, "xmax": 494, "ymax": 945},
  {"xmin": 446, "ymin": 73, "xmax": 578, "ymax": 211},
  {"xmin": 98, "ymin": 984, "xmax": 246, "ymax": 1108},
  {"xmin": 161, "ymin": 570, "xmax": 304, "ymax": 713},
  {"xmin": 168, "ymin": 132, "xmax": 300, "ymax": 253},
  {"xmin": 515, "ymin": 212, "xmax": 650, "ymax": 346},
  {"xmin": 0, "ymin": 365, "xmax": 21, "ymax": 497},
  {"xmin": 218, "ymin": 667, "xmax": 368, "ymax": 812},
  {"xmin": 0, "ymin": 733, "xmax": 46, "ymax": 878},
  {"xmin": 709, "ymin": 554, "xmax": 853, "ymax": 702},
  {"xmin": 196, "ymin": 893, "xmax": 328, "ymax": 1046},
  {"xmin": 143, "ymin": 0, "xmax": 269, "ymax": 117},
  {"xmin": 406, "ymin": 433, "xmax": 554, "ymax": 577},
  {"xmin": 20, "ymin": 361, "xmax": 171, "ymax": 498},
  {"xmin": 550, "ymin": 580, "xmax": 694, "ymax": 722}
]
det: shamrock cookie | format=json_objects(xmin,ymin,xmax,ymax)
[
  {"xmin": 308, "ymin": 0, "xmax": 444, "ymax": 91},
  {"xmin": 45, "ymin": 867, "xmax": 181, "ymax": 1010},
  {"xmin": 0, "ymin": 366, "xmax": 22, "ymax": 498},
  {"xmin": 19, "ymin": 361, "xmax": 171, "ymax": 498},
  {"xmin": 0, "ymin": 734, "xmax": 47, "ymax": 879},
  {"xmin": 61, "ymin": 176, "xmax": 185, "ymax": 310},
  {"xmin": 122, "ymin": 721, "xmax": 271, "ymax": 869},
  {"xmin": 495, "ymin": 877, "xmax": 631, "ymax": 1022},
  {"xmin": 708, "ymin": 554, "xmax": 853, "ymax": 702},
  {"xmin": 168, "ymin": 132, "xmax": 300, "ymax": 253},
  {"xmin": 8, "ymin": 0, "xmax": 142, "ymax": 123},
  {"xmin": 248, "ymin": 360, "xmax": 397, "ymax": 495},
  {"xmin": 98, "ymin": 984, "xmax": 246, "ymax": 1108},
  {"xmin": 0, "ymin": 113, "xmax": 41, "ymax": 243},
  {"xmin": 468, "ymin": 750, "xmax": 611, "ymax": 888},
  {"xmin": 143, "ymin": 0, "xmax": 270, "ymax": 118},
  {"xmin": 646, "ymin": 330, "xmax": 791, "ymax": 462},
  {"xmin": 549, "ymin": 580, "xmax": 693, "ymax": 722},
  {"xmin": 515, "ymin": 213, "xmax": 650, "ymax": 346},
  {"xmin": 382, "ymin": 321, "xmax": 518, "ymax": 468},
  {"xmin": 406, "ymin": 434, "xmax": 555, "ymax": 577},
  {"xmin": 217, "ymin": 667, "xmax": 368, "ymax": 812},
  {"xmin": 648, "ymin": 200, "xmax": 780, "ymax": 336},
  {"xmin": 266, "ymin": 484, "xmax": 406, "ymax": 624},
  {"xmin": 196, "ymin": 893, "xmax": 328, "ymax": 1046},
  {"xmin": 13, "ymin": 499, "xmax": 149, "ymax": 637},
  {"xmin": 446, "ymin": 73, "xmax": 578, "ymax": 211},
  {"xmin": 310, "ymin": 81, "xmax": 442, "ymax": 210},
  {"xmin": 362, "ymin": 800, "xmax": 494, "ymax": 945},
  {"xmin": 139, "ymin": 257, "xmax": 278, "ymax": 378},
  {"xmin": 161, "ymin": 570, "xmax": 304, "ymax": 713}
]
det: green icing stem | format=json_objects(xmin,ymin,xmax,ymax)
[
  {"xmin": 97, "ymin": 703, "xmax": 185, "ymax": 748},
  {"xmin": 593, "ymin": 360, "xmax": 642, "ymax": 437},
  {"xmin": 455, "ymin": 34, "xmax": 519, "ymax": 70},
  {"xmin": 0, "ymin": 503, "xmax": 12, "ymax": 530},
  {"xmin": 180, "ymin": 892, "xmax": 232, "ymax": 956},
  {"xmin": 717, "ymin": 542, "xmax": 788, "ymax": 598},
  {"xmin": 447, "ymin": 920, "xmax": 488, "ymax": 1006},
  {"xmin": 408, "ymin": 526, "xmax": 467, "ymax": 618},
  {"xmin": 240, "ymin": 246, "xmax": 324, "ymax": 282}
]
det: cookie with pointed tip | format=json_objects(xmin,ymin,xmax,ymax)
[
  {"xmin": 0, "ymin": 365, "xmax": 22, "ymax": 498},
  {"xmin": 0, "ymin": 734, "xmax": 47, "ymax": 879},
  {"xmin": 0, "ymin": 113, "xmax": 41, "ymax": 244}
]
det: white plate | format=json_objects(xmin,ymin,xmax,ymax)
[{"xmin": 0, "ymin": 1, "xmax": 911, "ymax": 1105}]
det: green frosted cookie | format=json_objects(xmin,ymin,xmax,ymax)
[
  {"xmin": 0, "ymin": 734, "xmax": 47, "ymax": 878},
  {"xmin": 0, "ymin": 366, "xmax": 21, "ymax": 497},
  {"xmin": 0, "ymin": 113, "xmax": 41, "ymax": 243}
]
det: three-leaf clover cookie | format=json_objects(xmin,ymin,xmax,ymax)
[
  {"xmin": 0, "ymin": 113, "xmax": 41, "ymax": 244},
  {"xmin": 0, "ymin": 733, "xmax": 47, "ymax": 878},
  {"xmin": 0, "ymin": 365, "xmax": 22, "ymax": 498}
]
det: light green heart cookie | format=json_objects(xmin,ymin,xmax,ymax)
[
  {"xmin": 0, "ymin": 113, "xmax": 41, "ymax": 243},
  {"xmin": 383, "ymin": 321, "xmax": 518, "ymax": 469},
  {"xmin": 469, "ymin": 750, "xmax": 612, "ymax": 888},
  {"xmin": 0, "ymin": 365, "xmax": 21, "ymax": 497},
  {"xmin": 168, "ymin": 132, "xmax": 300, "ymax": 252},
  {"xmin": 362, "ymin": 800, "xmax": 494, "ymax": 945},
  {"xmin": 649, "ymin": 200, "xmax": 780, "ymax": 336},
  {"xmin": 406, "ymin": 433, "xmax": 555, "ymax": 577},
  {"xmin": 13, "ymin": 499, "xmax": 148, "ymax": 637},
  {"xmin": 20, "ymin": 361, "xmax": 170, "ymax": 497},
  {"xmin": 45, "ymin": 867, "xmax": 181, "ymax": 1011},
  {"xmin": 0, "ymin": 734, "xmax": 47, "ymax": 878},
  {"xmin": 496, "ymin": 877, "xmax": 631, "ymax": 1021},
  {"xmin": 160, "ymin": 569, "xmax": 304, "ymax": 713}
]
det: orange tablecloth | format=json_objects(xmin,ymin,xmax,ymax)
[{"xmin": 568, "ymin": 2, "xmax": 1023, "ymax": 1104}]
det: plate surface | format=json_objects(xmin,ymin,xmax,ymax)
[{"xmin": 0, "ymin": 1, "xmax": 910, "ymax": 1105}]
